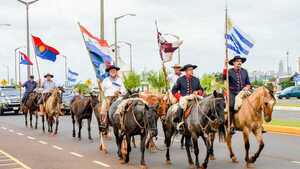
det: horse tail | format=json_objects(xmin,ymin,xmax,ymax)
[{"xmin": 218, "ymin": 124, "xmax": 226, "ymax": 142}]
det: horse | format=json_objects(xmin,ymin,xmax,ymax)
[
  {"xmin": 70, "ymin": 93, "xmax": 98, "ymax": 141},
  {"xmin": 21, "ymin": 91, "xmax": 41, "ymax": 129},
  {"xmin": 111, "ymin": 98, "xmax": 158, "ymax": 169},
  {"xmin": 43, "ymin": 87, "xmax": 64, "ymax": 135},
  {"xmin": 225, "ymin": 86, "xmax": 276, "ymax": 168}
]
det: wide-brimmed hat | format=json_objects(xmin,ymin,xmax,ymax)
[
  {"xmin": 172, "ymin": 64, "xmax": 181, "ymax": 69},
  {"xmin": 29, "ymin": 75, "xmax": 34, "ymax": 79},
  {"xmin": 180, "ymin": 64, "xmax": 197, "ymax": 71},
  {"xmin": 44, "ymin": 73, "xmax": 54, "ymax": 78},
  {"xmin": 229, "ymin": 55, "xmax": 247, "ymax": 66},
  {"xmin": 105, "ymin": 65, "xmax": 120, "ymax": 72}
]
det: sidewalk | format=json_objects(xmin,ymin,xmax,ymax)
[{"xmin": 274, "ymin": 106, "xmax": 300, "ymax": 111}]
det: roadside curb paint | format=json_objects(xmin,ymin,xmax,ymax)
[{"xmin": 264, "ymin": 124, "xmax": 300, "ymax": 136}]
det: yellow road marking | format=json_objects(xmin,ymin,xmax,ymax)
[{"xmin": 0, "ymin": 150, "xmax": 31, "ymax": 169}]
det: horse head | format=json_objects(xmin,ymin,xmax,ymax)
[
  {"xmin": 145, "ymin": 103, "xmax": 159, "ymax": 138},
  {"xmin": 261, "ymin": 86, "xmax": 277, "ymax": 122}
]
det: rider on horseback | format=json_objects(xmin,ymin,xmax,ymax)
[
  {"xmin": 101, "ymin": 65, "xmax": 126, "ymax": 129},
  {"xmin": 20, "ymin": 75, "xmax": 37, "ymax": 104},
  {"xmin": 38, "ymin": 73, "xmax": 56, "ymax": 113},
  {"xmin": 171, "ymin": 64, "xmax": 204, "ymax": 131},
  {"xmin": 223, "ymin": 55, "xmax": 251, "ymax": 134}
]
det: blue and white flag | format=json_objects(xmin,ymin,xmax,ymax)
[
  {"xmin": 68, "ymin": 69, "xmax": 79, "ymax": 83},
  {"xmin": 226, "ymin": 18, "xmax": 254, "ymax": 56}
]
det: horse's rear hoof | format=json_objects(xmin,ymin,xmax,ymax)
[
  {"xmin": 140, "ymin": 165, "xmax": 148, "ymax": 169},
  {"xmin": 209, "ymin": 155, "xmax": 216, "ymax": 160},
  {"xmin": 231, "ymin": 156, "xmax": 239, "ymax": 163},
  {"xmin": 165, "ymin": 160, "xmax": 172, "ymax": 165}
]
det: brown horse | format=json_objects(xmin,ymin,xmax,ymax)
[
  {"xmin": 226, "ymin": 86, "xmax": 276, "ymax": 168},
  {"xmin": 44, "ymin": 87, "xmax": 64, "ymax": 135},
  {"xmin": 21, "ymin": 91, "xmax": 41, "ymax": 129}
]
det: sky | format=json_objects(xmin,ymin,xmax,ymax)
[{"xmin": 1, "ymin": 0, "xmax": 300, "ymax": 84}]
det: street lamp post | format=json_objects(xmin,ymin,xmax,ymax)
[
  {"xmin": 118, "ymin": 41, "xmax": 133, "ymax": 71},
  {"xmin": 164, "ymin": 33, "xmax": 181, "ymax": 64},
  {"xmin": 61, "ymin": 55, "xmax": 68, "ymax": 87},
  {"xmin": 114, "ymin": 13, "xmax": 136, "ymax": 66},
  {"xmin": 16, "ymin": 0, "xmax": 40, "ymax": 80},
  {"xmin": 14, "ymin": 46, "xmax": 25, "ymax": 84}
]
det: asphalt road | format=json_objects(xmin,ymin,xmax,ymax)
[
  {"xmin": 0, "ymin": 115, "xmax": 300, "ymax": 169},
  {"xmin": 273, "ymin": 110, "xmax": 300, "ymax": 120}
]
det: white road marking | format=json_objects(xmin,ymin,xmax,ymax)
[
  {"xmin": 69, "ymin": 152, "xmax": 83, "ymax": 158},
  {"xmin": 0, "ymin": 150, "xmax": 31, "ymax": 169},
  {"xmin": 1, "ymin": 127, "xmax": 7, "ymax": 130},
  {"xmin": 16, "ymin": 132, "xmax": 24, "ymax": 136},
  {"xmin": 9, "ymin": 129, "xmax": 14, "ymax": 132},
  {"xmin": 93, "ymin": 160, "xmax": 110, "ymax": 168},
  {"xmin": 52, "ymin": 145, "xmax": 63, "ymax": 150},
  {"xmin": 291, "ymin": 161, "xmax": 300, "ymax": 164},
  {"xmin": 27, "ymin": 136, "xmax": 35, "ymax": 140},
  {"xmin": 38, "ymin": 140, "xmax": 48, "ymax": 145}
]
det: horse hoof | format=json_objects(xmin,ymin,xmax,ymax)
[
  {"xmin": 209, "ymin": 155, "xmax": 216, "ymax": 160},
  {"xmin": 246, "ymin": 163, "xmax": 255, "ymax": 168},
  {"xmin": 231, "ymin": 156, "xmax": 239, "ymax": 163},
  {"xmin": 189, "ymin": 164, "xmax": 195, "ymax": 169},
  {"xmin": 120, "ymin": 160, "xmax": 127, "ymax": 164},
  {"xmin": 165, "ymin": 160, "xmax": 172, "ymax": 165},
  {"xmin": 199, "ymin": 164, "xmax": 206, "ymax": 169},
  {"xmin": 140, "ymin": 165, "xmax": 148, "ymax": 169}
]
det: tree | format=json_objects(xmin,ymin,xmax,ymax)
[
  {"xmin": 123, "ymin": 71, "xmax": 141, "ymax": 90},
  {"xmin": 146, "ymin": 70, "xmax": 168, "ymax": 92},
  {"xmin": 74, "ymin": 83, "xmax": 90, "ymax": 94},
  {"xmin": 200, "ymin": 73, "xmax": 225, "ymax": 95},
  {"xmin": 0, "ymin": 79, "xmax": 8, "ymax": 86},
  {"xmin": 279, "ymin": 79, "xmax": 294, "ymax": 90},
  {"xmin": 251, "ymin": 80, "xmax": 264, "ymax": 88}
]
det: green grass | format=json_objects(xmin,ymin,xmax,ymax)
[
  {"xmin": 269, "ymin": 119, "xmax": 300, "ymax": 128},
  {"xmin": 275, "ymin": 103, "xmax": 300, "ymax": 107}
]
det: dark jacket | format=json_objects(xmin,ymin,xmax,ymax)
[
  {"xmin": 223, "ymin": 68, "xmax": 250, "ymax": 95},
  {"xmin": 172, "ymin": 75, "xmax": 203, "ymax": 96}
]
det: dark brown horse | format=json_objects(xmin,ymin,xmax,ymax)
[
  {"xmin": 70, "ymin": 94, "xmax": 98, "ymax": 141},
  {"xmin": 226, "ymin": 86, "xmax": 276, "ymax": 168},
  {"xmin": 21, "ymin": 91, "xmax": 41, "ymax": 129}
]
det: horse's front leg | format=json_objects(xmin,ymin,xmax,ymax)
[
  {"xmin": 226, "ymin": 129, "xmax": 238, "ymax": 163},
  {"xmin": 165, "ymin": 127, "xmax": 174, "ymax": 164},
  {"xmin": 24, "ymin": 111, "xmax": 28, "ymax": 127},
  {"xmin": 113, "ymin": 127, "xmax": 122, "ymax": 159},
  {"xmin": 88, "ymin": 117, "xmax": 93, "ymax": 140},
  {"xmin": 54, "ymin": 115, "xmax": 59, "ymax": 135},
  {"xmin": 192, "ymin": 137, "xmax": 200, "ymax": 169},
  {"xmin": 200, "ymin": 135, "xmax": 210, "ymax": 169},
  {"xmin": 78, "ymin": 119, "xmax": 82, "ymax": 141},
  {"xmin": 209, "ymin": 133, "xmax": 216, "ymax": 160},
  {"xmin": 181, "ymin": 135, "xmax": 185, "ymax": 149},
  {"xmin": 140, "ymin": 133, "xmax": 147, "ymax": 169},
  {"xmin": 71, "ymin": 112, "xmax": 76, "ymax": 137},
  {"xmin": 29, "ymin": 112, "xmax": 33, "ymax": 128},
  {"xmin": 124, "ymin": 135, "xmax": 132, "ymax": 164},
  {"xmin": 242, "ymin": 128, "xmax": 252, "ymax": 167},
  {"xmin": 42, "ymin": 115, "xmax": 45, "ymax": 133},
  {"xmin": 185, "ymin": 134, "xmax": 194, "ymax": 168},
  {"xmin": 35, "ymin": 112, "xmax": 38, "ymax": 129},
  {"xmin": 249, "ymin": 128, "xmax": 264, "ymax": 164}
]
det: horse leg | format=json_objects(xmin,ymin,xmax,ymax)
[
  {"xmin": 24, "ymin": 111, "xmax": 28, "ymax": 127},
  {"xmin": 54, "ymin": 115, "xmax": 59, "ymax": 135},
  {"xmin": 35, "ymin": 112, "xmax": 38, "ymax": 129},
  {"xmin": 200, "ymin": 135, "xmax": 211, "ymax": 169},
  {"xmin": 185, "ymin": 134, "xmax": 194, "ymax": 168},
  {"xmin": 42, "ymin": 115, "xmax": 45, "ymax": 133},
  {"xmin": 132, "ymin": 136, "xmax": 136, "ymax": 148},
  {"xmin": 78, "ymin": 119, "xmax": 82, "ymax": 141},
  {"xmin": 123, "ymin": 135, "xmax": 132, "ymax": 164},
  {"xmin": 249, "ymin": 128, "xmax": 264, "ymax": 164},
  {"xmin": 140, "ymin": 133, "xmax": 147, "ymax": 169},
  {"xmin": 242, "ymin": 128, "xmax": 252, "ymax": 168},
  {"xmin": 29, "ymin": 112, "xmax": 33, "ymax": 128},
  {"xmin": 181, "ymin": 135, "xmax": 185, "ymax": 149},
  {"xmin": 71, "ymin": 112, "xmax": 76, "ymax": 137},
  {"xmin": 165, "ymin": 128, "xmax": 174, "ymax": 164},
  {"xmin": 209, "ymin": 133, "xmax": 216, "ymax": 160},
  {"xmin": 192, "ymin": 137, "xmax": 200, "ymax": 169},
  {"xmin": 114, "ymin": 127, "xmax": 122, "ymax": 159},
  {"xmin": 88, "ymin": 117, "xmax": 93, "ymax": 140},
  {"xmin": 226, "ymin": 131, "xmax": 238, "ymax": 163}
]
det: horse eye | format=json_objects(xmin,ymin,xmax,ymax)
[{"xmin": 264, "ymin": 103, "xmax": 268, "ymax": 106}]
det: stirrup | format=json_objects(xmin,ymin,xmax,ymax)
[{"xmin": 176, "ymin": 121, "xmax": 185, "ymax": 131}]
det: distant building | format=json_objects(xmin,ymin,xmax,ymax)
[
  {"xmin": 278, "ymin": 60, "xmax": 284, "ymax": 76},
  {"xmin": 298, "ymin": 57, "xmax": 300, "ymax": 74}
]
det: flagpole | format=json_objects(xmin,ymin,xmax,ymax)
[
  {"xmin": 155, "ymin": 20, "xmax": 169, "ymax": 92},
  {"xmin": 31, "ymin": 35, "xmax": 41, "ymax": 82},
  {"xmin": 18, "ymin": 52, "xmax": 22, "ymax": 102},
  {"xmin": 225, "ymin": 4, "xmax": 231, "ymax": 131}
]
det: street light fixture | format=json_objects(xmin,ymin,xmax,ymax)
[
  {"xmin": 16, "ymin": 0, "xmax": 40, "ymax": 80},
  {"xmin": 60, "ymin": 55, "xmax": 68, "ymax": 87},
  {"xmin": 114, "ymin": 13, "xmax": 136, "ymax": 66},
  {"xmin": 118, "ymin": 41, "xmax": 133, "ymax": 72},
  {"xmin": 164, "ymin": 33, "xmax": 181, "ymax": 64}
]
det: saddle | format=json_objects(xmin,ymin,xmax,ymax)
[{"xmin": 234, "ymin": 90, "xmax": 252, "ymax": 111}]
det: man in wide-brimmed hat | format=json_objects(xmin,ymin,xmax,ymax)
[
  {"xmin": 20, "ymin": 75, "xmax": 37, "ymax": 104},
  {"xmin": 38, "ymin": 73, "xmax": 57, "ymax": 112},
  {"xmin": 168, "ymin": 64, "xmax": 182, "ymax": 89},
  {"xmin": 100, "ymin": 65, "xmax": 126, "ymax": 129},
  {"xmin": 172, "ymin": 64, "xmax": 204, "ymax": 130},
  {"xmin": 223, "ymin": 55, "xmax": 251, "ymax": 133}
]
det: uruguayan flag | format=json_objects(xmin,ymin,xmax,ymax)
[
  {"xmin": 226, "ymin": 18, "xmax": 254, "ymax": 56},
  {"xmin": 68, "ymin": 69, "xmax": 79, "ymax": 83}
]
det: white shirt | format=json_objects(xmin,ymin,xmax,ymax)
[
  {"xmin": 168, "ymin": 73, "xmax": 182, "ymax": 89},
  {"xmin": 102, "ymin": 76, "xmax": 126, "ymax": 97},
  {"xmin": 42, "ymin": 80, "xmax": 56, "ymax": 93}
]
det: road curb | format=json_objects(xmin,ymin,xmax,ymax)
[
  {"xmin": 274, "ymin": 106, "xmax": 300, "ymax": 111},
  {"xmin": 263, "ymin": 124, "xmax": 300, "ymax": 136}
]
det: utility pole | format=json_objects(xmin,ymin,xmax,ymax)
[
  {"xmin": 16, "ymin": 0, "xmax": 40, "ymax": 80},
  {"xmin": 100, "ymin": 0, "xmax": 104, "ymax": 39}
]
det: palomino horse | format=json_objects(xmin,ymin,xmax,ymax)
[
  {"xmin": 226, "ymin": 86, "xmax": 276, "ymax": 168},
  {"xmin": 70, "ymin": 93, "xmax": 98, "ymax": 140},
  {"xmin": 21, "ymin": 91, "xmax": 41, "ymax": 129},
  {"xmin": 43, "ymin": 87, "xmax": 64, "ymax": 135},
  {"xmin": 111, "ymin": 98, "xmax": 158, "ymax": 169}
]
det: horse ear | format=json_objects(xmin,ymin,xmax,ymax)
[{"xmin": 213, "ymin": 90, "xmax": 218, "ymax": 98}]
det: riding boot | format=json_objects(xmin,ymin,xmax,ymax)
[{"xmin": 229, "ymin": 108, "xmax": 236, "ymax": 135}]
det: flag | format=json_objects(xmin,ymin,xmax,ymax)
[
  {"xmin": 68, "ymin": 69, "xmax": 79, "ymax": 83},
  {"xmin": 32, "ymin": 35, "xmax": 60, "ymax": 62},
  {"xmin": 19, "ymin": 52, "xmax": 33, "ymax": 65},
  {"xmin": 157, "ymin": 31, "xmax": 183, "ymax": 62},
  {"xmin": 79, "ymin": 23, "xmax": 113, "ymax": 80},
  {"xmin": 226, "ymin": 18, "xmax": 254, "ymax": 56}
]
